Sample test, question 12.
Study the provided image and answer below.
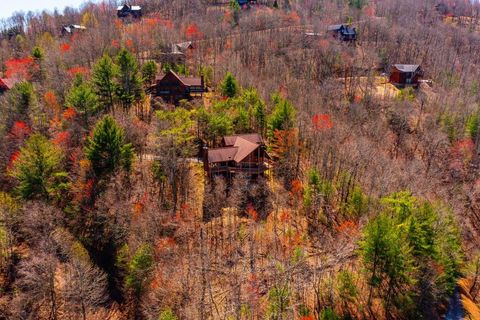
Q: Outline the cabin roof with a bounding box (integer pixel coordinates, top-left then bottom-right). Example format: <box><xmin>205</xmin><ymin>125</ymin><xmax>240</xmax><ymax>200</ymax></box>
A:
<box><xmin>327</xmin><ymin>24</ymin><xmax>344</xmax><ymax>31</ymax></box>
<box><xmin>223</xmin><ymin>133</ymin><xmax>263</xmax><ymax>146</ymax></box>
<box><xmin>393</xmin><ymin>64</ymin><xmax>421</xmax><ymax>73</ymax></box>
<box><xmin>0</xmin><ymin>78</ymin><xmax>19</xmax><ymax>90</ymax></box>
<box><xmin>157</xmin><ymin>70</ymin><xmax>202</xmax><ymax>87</ymax></box>
<box><xmin>117</xmin><ymin>5</ymin><xmax>141</xmax><ymax>11</ymax></box>
<box><xmin>63</xmin><ymin>24</ymin><xmax>86</xmax><ymax>33</ymax></box>
<box><xmin>208</xmin><ymin>134</ymin><xmax>264</xmax><ymax>164</ymax></box>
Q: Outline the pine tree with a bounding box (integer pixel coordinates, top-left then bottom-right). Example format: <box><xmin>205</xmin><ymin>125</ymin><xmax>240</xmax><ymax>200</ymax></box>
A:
<box><xmin>10</xmin><ymin>133</ymin><xmax>69</xmax><ymax>200</ymax></box>
<box><xmin>125</xmin><ymin>244</ymin><xmax>153</xmax><ymax>296</ymax></box>
<box><xmin>92</xmin><ymin>54</ymin><xmax>118</xmax><ymax>113</ymax></box>
<box><xmin>141</xmin><ymin>60</ymin><xmax>157</xmax><ymax>86</ymax></box>
<box><xmin>66</xmin><ymin>75</ymin><xmax>98</xmax><ymax>127</ymax></box>
<box><xmin>220</xmin><ymin>71</ymin><xmax>239</xmax><ymax>98</ymax></box>
<box><xmin>268</xmin><ymin>95</ymin><xmax>296</xmax><ymax>136</ymax></box>
<box><xmin>115</xmin><ymin>48</ymin><xmax>144</xmax><ymax>110</ymax></box>
<box><xmin>84</xmin><ymin>115</ymin><xmax>134</xmax><ymax>177</ymax></box>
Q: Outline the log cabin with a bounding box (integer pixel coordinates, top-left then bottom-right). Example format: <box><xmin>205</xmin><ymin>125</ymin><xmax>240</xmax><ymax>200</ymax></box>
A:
<box><xmin>151</xmin><ymin>70</ymin><xmax>205</xmax><ymax>103</ymax></box>
<box><xmin>117</xmin><ymin>4</ymin><xmax>142</xmax><ymax>19</ymax></box>
<box><xmin>203</xmin><ymin>133</ymin><xmax>270</xmax><ymax>179</ymax></box>
<box><xmin>389</xmin><ymin>64</ymin><xmax>423</xmax><ymax>87</ymax></box>
<box><xmin>327</xmin><ymin>24</ymin><xmax>357</xmax><ymax>41</ymax></box>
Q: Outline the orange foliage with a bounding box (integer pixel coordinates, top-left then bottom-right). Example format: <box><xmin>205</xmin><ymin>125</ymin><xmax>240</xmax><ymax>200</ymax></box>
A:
<box><xmin>301</xmin><ymin>316</ymin><xmax>314</xmax><ymax>320</ymax></box>
<box><xmin>335</xmin><ymin>220</ymin><xmax>358</xmax><ymax>235</ymax></box>
<box><xmin>67</xmin><ymin>66</ymin><xmax>89</xmax><ymax>78</ymax></box>
<box><xmin>44</xmin><ymin>91</ymin><xmax>60</xmax><ymax>110</ymax></box>
<box><xmin>280</xmin><ymin>210</ymin><xmax>290</xmax><ymax>223</ymax></box>
<box><xmin>8</xmin><ymin>150</ymin><xmax>21</xmax><ymax>170</ymax></box>
<box><xmin>63</xmin><ymin>107</ymin><xmax>77</xmax><ymax>121</ymax></box>
<box><xmin>60</xmin><ymin>43</ymin><xmax>71</xmax><ymax>53</ymax></box>
<box><xmin>111</xmin><ymin>39</ymin><xmax>120</xmax><ymax>48</ymax></box>
<box><xmin>10</xmin><ymin>121</ymin><xmax>31</xmax><ymax>138</ymax></box>
<box><xmin>246</xmin><ymin>203</ymin><xmax>259</xmax><ymax>221</ymax></box>
<box><xmin>312</xmin><ymin>114</ymin><xmax>333</xmax><ymax>130</ymax></box>
<box><xmin>5</xmin><ymin>57</ymin><xmax>36</xmax><ymax>80</ymax></box>
<box><xmin>52</xmin><ymin>131</ymin><xmax>70</xmax><ymax>146</ymax></box>
<box><xmin>185</xmin><ymin>23</ymin><xmax>202</xmax><ymax>40</ymax></box>
<box><xmin>126</xmin><ymin>39</ymin><xmax>134</xmax><ymax>48</ymax></box>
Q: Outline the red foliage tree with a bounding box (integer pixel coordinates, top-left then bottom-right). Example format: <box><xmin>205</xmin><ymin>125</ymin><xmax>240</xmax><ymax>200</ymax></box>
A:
<box><xmin>185</xmin><ymin>23</ymin><xmax>203</xmax><ymax>40</ymax></box>
<box><xmin>5</xmin><ymin>57</ymin><xmax>36</xmax><ymax>80</ymax></box>
<box><xmin>312</xmin><ymin>114</ymin><xmax>333</xmax><ymax>130</ymax></box>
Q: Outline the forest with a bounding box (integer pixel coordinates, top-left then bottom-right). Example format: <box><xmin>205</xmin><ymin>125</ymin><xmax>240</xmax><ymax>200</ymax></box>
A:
<box><xmin>0</xmin><ymin>0</ymin><xmax>480</xmax><ymax>319</ymax></box>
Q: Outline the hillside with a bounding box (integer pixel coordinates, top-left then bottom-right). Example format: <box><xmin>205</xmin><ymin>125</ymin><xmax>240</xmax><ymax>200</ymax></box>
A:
<box><xmin>0</xmin><ymin>0</ymin><xmax>480</xmax><ymax>319</ymax></box>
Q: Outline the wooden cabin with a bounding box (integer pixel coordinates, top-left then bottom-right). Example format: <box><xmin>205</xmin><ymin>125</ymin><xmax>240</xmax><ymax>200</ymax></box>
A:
<box><xmin>0</xmin><ymin>78</ymin><xmax>19</xmax><ymax>94</ymax></box>
<box><xmin>117</xmin><ymin>4</ymin><xmax>142</xmax><ymax>19</ymax></box>
<box><xmin>61</xmin><ymin>24</ymin><xmax>86</xmax><ymax>36</ymax></box>
<box><xmin>151</xmin><ymin>70</ymin><xmax>205</xmax><ymax>103</ymax></box>
<box><xmin>389</xmin><ymin>64</ymin><xmax>423</xmax><ymax>87</ymax></box>
<box><xmin>237</xmin><ymin>0</ymin><xmax>257</xmax><ymax>7</ymax></box>
<box><xmin>203</xmin><ymin>133</ymin><xmax>270</xmax><ymax>178</ymax></box>
<box><xmin>327</xmin><ymin>24</ymin><xmax>357</xmax><ymax>41</ymax></box>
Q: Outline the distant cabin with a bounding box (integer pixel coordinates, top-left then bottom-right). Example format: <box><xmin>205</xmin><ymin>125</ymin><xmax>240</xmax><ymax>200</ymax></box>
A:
<box><xmin>171</xmin><ymin>41</ymin><xmax>194</xmax><ymax>55</ymax></box>
<box><xmin>151</xmin><ymin>70</ymin><xmax>205</xmax><ymax>103</ymax></box>
<box><xmin>203</xmin><ymin>133</ymin><xmax>270</xmax><ymax>178</ymax></box>
<box><xmin>389</xmin><ymin>64</ymin><xmax>423</xmax><ymax>87</ymax></box>
<box><xmin>0</xmin><ymin>78</ymin><xmax>19</xmax><ymax>94</ymax></box>
<box><xmin>327</xmin><ymin>24</ymin><xmax>357</xmax><ymax>41</ymax></box>
<box><xmin>117</xmin><ymin>4</ymin><xmax>142</xmax><ymax>19</ymax></box>
<box><xmin>61</xmin><ymin>24</ymin><xmax>86</xmax><ymax>36</ymax></box>
<box><xmin>237</xmin><ymin>0</ymin><xmax>257</xmax><ymax>8</ymax></box>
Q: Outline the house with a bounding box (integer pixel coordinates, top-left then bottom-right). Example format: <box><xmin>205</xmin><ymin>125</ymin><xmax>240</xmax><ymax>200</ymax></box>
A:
<box><xmin>327</xmin><ymin>24</ymin><xmax>357</xmax><ymax>41</ymax></box>
<box><xmin>117</xmin><ymin>4</ymin><xmax>142</xmax><ymax>19</ymax></box>
<box><xmin>237</xmin><ymin>0</ymin><xmax>257</xmax><ymax>8</ymax></box>
<box><xmin>0</xmin><ymin>78</ymin><xmax>19</xmax><ymax>94</ymax></box>
<box><xmin>61</xmin><ymin>24</ymin><xmax>86</xmax><ymax>36</ymax></box>
<box><xmin>389</xmin><ymin>64</ymin><xmax>423</xmax><ymax>87</ymax></box>
<box><xmin>171</xmin><ymin>41</ymin><xmax>194</xmax><ymax>55</ymax></box>
<box><xmin>203</xmin><ymin>133</ymin><xmax>270</xmax><ymax>178</ymax></box>
<box><xmin>151</xmin><ymin>70</ymin><xmax>205</xmax><ymax>102</ymax></box>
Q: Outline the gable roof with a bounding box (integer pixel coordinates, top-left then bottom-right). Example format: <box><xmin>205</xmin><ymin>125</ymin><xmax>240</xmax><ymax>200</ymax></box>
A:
<box><xmin>0</xmin><ymin>78</ymin><xmax>19</xmax><ymax>90</ymax></box>
<box><xmin>208</xmin><ymin>134</ymin><xmax>265</xmax><ymax>164</ymax></box>
<box><xmin>393</xmin><ymin>64</ymin><xmax>421</xmax><ymax>73</ymax></box>
<box><xmin>158</xmin><ymin>70</ymin><xmax>202</xmax><ymax>87</ymax></box>
<box><xmin>208</xmin><ymin>147</ymin><xmax>238</xmax><ymax>163</ymax></box>
<box><xmin>223</xmin><ymin>133</ymin><xmax>263</xmax><ymax>146</ymax></box>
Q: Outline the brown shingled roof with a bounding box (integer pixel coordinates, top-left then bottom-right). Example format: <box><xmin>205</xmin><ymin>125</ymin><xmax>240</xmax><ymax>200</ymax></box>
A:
<box><xmin>223</xmin><ymin>133</ymin><xmax>263</xmax><ymax>146</ymax></box>
<box><xmin>156</xmin><ymin>70</ymin><xmax>202</xmax><ymax>87</ymax></box>
<box><xmin>208</xmin><ymin>147</ymin><xmax>238</xmax><ymax>163</ymax></box>
<box><xmin>208</xmin><ymin>134</ymin><xmax>264</xmax><ymax>164</ymax></box>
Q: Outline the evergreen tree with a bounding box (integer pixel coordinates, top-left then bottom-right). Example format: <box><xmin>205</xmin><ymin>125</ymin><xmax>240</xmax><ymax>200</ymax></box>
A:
<box><xmin>268</xmin><ymin>95</ymin><xmax>296</xmax><ymax>136</ymax></box>
<box><xmin>141</xmin><ymin>60</ymin><xmax>157</xmax><ymax>85</ymax></box>
<box><xmin>10</xmin><ymin>133</ymin><xmax>69</xmax><ymax>200</ymax></box>
<box><xmin>359</xmin><ymin>213</ymin><xmax>415</xmax><ymax>312</ymax></box>
<box><xmin>115</xmin><ymin>48</ymin><xmax>144</xmax><ymax>110</ymax></box>
<box><xmin>92</xmin><ymin>54</ymin><xmax>118</xmax><ymax>113</ymax></box>
<box><xmin>220</xmin><ymin>72</ymin><xmax>239</xmax><ymax>98</ymax></box>
<box><xmin>84</xmin><ymin>116</ymin><xmax>134</xmax><ymax>177</ymax></box>
<box><xmin>125</xmin><ymin>244</ymin><xmax>153</xmax><ymax>296</ymax></box>
<box><xmin>66</xmin><ymin>75</ymin><xmax>98</xmax><ymax>127</ymax></box>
